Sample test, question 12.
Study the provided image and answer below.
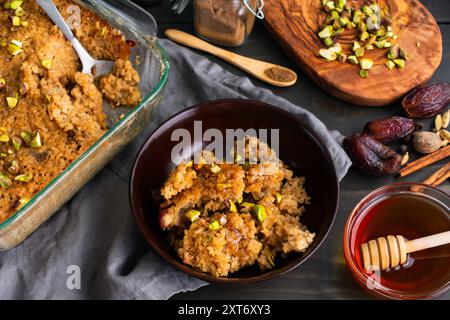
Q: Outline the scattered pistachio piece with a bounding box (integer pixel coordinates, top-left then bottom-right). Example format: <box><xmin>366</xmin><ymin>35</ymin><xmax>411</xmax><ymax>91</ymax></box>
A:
<box><xmin>385</xmin><ymin>60</ymin><xmax>395</xmax><ymax>70</ymax></box>
<box><xmin>354</xmin><ymin>47</ymin><xmax>364</xmax><ymax>57</ymax></box>
<box><xmin>20</xmin><ymin>131</ymin><xmax>32</xmax><ymax>145</ymax></box>
<box><xmin>347</xmin><ymin>55</ymin><xmax>358</xmax><ymax>64</ymax></box>
<box><xmin>41</xmin><ymin>59</ymin><xmax>52</xmax><ymax>70</ymax></box>
<box><xmin>15</xmin><ymin>6</ymin><xmax>25</xmax><ymax>17</ymax></box>
<box><xmin>7</xmin><ymin>40</ymin><xmax>23</xmax><ymax>56</ymax></box>
<box><xmin>319</xmin><ymin>48</ymin><xmax>337</xmax><ymax>61</ymax></box>
<box><xmin>253</xmin><ymin>204</ymin><xmax>266</xmax><ymax>223</ymax></box>
<box><xmin>237</xmin><ymin>197</ymin><xmax>243</xmax><ymax>205</ymax></box>
<box><xmin>17</xmin><ymin>197</ymin><xmax>30</xmax><ymax>209</ymax></box>
<box><xmin>0</xmin><ymin>78</ymin><xmax>5</xmax><ymax>89</ymax></box>
<box><xmin>399</xmin><ymin>47</ymin><xmax>408</xmax><ymax>60</ymax></box>
<box><xmin>374</xmin><ymin>40</ymin><xmax>386</xmax><ymax>49</ymax></box>
<box><xmin>14</xmin><ymin>172</ymin><xmax>33</xmax><ymax>182</ymax></box>
<box><xmin>360</xmin><ymin>31</ymin><xmax>369</xmax><ymax>41</ymax></box>
<box><xmin>12</xmin><ymin>136</ymin><xmax>21</xmax><ymax>151</ymax></box>
<box><xmin>11</xmin><ymin>16</ymin><xmax>20</xmax><ymax>27</ymax></box>
<box><xmin>9</xmin><ymin>0</ymin><xmax>23</xmax><ymax>10</ymax></box>
<box><xmin>0</xmin><ymin>134</ymin><xmax>10</xmax><ymax>143</ymax></box>
<box><xmin>210</xmin><ymin>163</ymin><xmax>221</xmax><ymax>174</ymax></box>
<box><xmin>30</xmin><ymin>131</ymin><xmax>42</xmax><ymax>148</ymax></box>
<box><xmin>359</xmin><ymin>58</ymin><xmax>374</xmax><ymax>70</ymax></box>
<box><xmin>318</xmin><ymin>25</ymin><xmax>334</xmax><ymax>39</ymax></box>
<box><xmin>359</xmin><ymin>69</ymin><xmax>368</xmax><ymax>78</ymax></box>
<box><xmin>8</xmin><ymin>160</ymin><xmax>19</xmax><ymax>174</ymax></box>
<box><xmin>240</xmin><ymin>202</ymin><xmax>255</xmax><ymax>212</ymax></box>
<box><xmin>387</xmin><ymin>45</ymin><xmax>399</xmax><ymax>59</ymax></box>
<box><xmin>208</xmin><ymin>220</ymin><xmax>220</xmax><ymax>231</ymax></box>
<box><xmin>20</xmin><ymin>20</ymin><xmax>28</xmax><ymax>27</ymax></box>
<box><xmin>185</xmin><ymin>209</ymin><xmax>200</xmax><ymax>222</ymax></box>
<box><xmin>6</xmin><ymin>96</ymin><xmax>18</xmax><ymax>108</ymax></box>
<box><xmin>228</xmin><ymin>199</ymin><xmax>237</xmax><ymax>213</ymax></box>
<box><xmin>276</xmin><ymin>192</ymin><xmax>282</xmax><ymax>204</ymax></box>
<box><xmin>393</xmin><ymin>58</ymin><xmax>405</xmax><ymax>69</ymax></box>
<box><xmin>0</xmin><ymin>173</ymin><xmax>11</xmax><ymax>188</ymax></box>
<box><xmin>323</xmin><ymin>37</ymin><xmax>333</xmax><ymax>47</ymax></box>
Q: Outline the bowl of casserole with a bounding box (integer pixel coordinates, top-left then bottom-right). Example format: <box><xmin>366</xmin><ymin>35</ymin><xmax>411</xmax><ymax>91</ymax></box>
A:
<box><xmin>0</xmin><ymin>0</ymin><xmax>169</xmax><ymax>250</ymax></box>
<box><xmin>129</xmin><ymin>99</ymin><xmax>340</xmax><ymax>283</ymax></box>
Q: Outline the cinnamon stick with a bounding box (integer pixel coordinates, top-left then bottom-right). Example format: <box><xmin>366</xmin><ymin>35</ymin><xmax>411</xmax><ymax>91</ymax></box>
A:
<box><xmin>422</xmin><ymin>162</ymin><xmax>450</xmax><ymax>186</ymax></box>
<box><xmin>399</xmin><ymin>145</ymin><xmax>450</xmax><ymax>177</ymax></box>
<box><xmin>432</xmin><ymin>169</ymin><xmax>450</xmax><ymax>187</ymax></box>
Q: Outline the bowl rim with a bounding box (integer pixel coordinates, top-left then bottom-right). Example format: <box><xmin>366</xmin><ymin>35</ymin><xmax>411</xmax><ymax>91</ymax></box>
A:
<box><xmin>129</xmin><ymin>98</ymin><xmax>340</xmax><ymax>284</ymax></box>
<box><xmin>342</xmin><ymin>182</ymin><xmax>450</xmax><ymax>300</ymax></box>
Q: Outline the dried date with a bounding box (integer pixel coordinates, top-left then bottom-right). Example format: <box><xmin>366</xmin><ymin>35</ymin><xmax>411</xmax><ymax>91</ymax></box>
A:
<box><xmin>343</xmin><ymin>134</ymin><xmax>402</xmax><ymax>176</ymax></box>
<box><xmin>402</xmin><ymin>83</ymin><xmax>450</xmax><ymax>119</ymax></box>
<box><xmin>364</xmin><ymin>116</ymin><xmax>421</xmax><ymax>144</ymax></box>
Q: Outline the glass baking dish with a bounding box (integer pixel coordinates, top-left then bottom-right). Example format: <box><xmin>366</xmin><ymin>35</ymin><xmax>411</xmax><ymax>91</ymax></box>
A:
<box><xmin>0</xmin><ymin>0</ymin><xmax>170</xmax><ymax>250</ymax></box>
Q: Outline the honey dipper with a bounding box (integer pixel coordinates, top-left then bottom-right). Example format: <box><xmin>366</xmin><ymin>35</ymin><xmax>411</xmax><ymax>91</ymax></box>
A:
<box><xmin>360</xmin><ymin>231</ymin><xmax>450</xmax><ymax>272</ymax></box>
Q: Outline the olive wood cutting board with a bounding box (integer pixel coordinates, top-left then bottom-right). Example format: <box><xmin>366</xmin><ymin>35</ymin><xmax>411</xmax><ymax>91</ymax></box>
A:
<box><xmin>263</xmin><ymin>0</ymin><xmax>442</xmax><ymax>106</ymax></box>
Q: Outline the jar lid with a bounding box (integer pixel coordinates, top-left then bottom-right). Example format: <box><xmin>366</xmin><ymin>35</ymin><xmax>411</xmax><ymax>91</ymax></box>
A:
<box><xmin>243</xmin><ymin>0</ymin><xmax>265</xmax><ymax>19</ymax></box>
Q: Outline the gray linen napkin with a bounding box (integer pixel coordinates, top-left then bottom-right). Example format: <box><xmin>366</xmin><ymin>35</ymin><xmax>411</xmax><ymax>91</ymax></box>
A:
<box><xmin>0</xmin><ymin>39</ymin><xmax>351</xmax><ymax>300</ymax></box>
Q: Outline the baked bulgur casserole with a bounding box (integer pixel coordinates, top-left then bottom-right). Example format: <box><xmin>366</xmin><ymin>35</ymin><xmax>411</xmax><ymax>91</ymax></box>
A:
<box><xmin>0</xmin><ymin>0</ymin><xmax>141</xmax><ymax>223</ymax></box>
<box><xmin>159</xmin><ymin>137</ymin><xmax>315</xmax><ymax>277</ymax></box>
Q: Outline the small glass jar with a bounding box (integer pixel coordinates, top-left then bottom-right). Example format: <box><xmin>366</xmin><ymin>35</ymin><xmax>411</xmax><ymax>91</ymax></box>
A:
<box><xmin>194</xmin><ymin>0</ymin><xmax>262</xmax><ymax>47</ymax></box>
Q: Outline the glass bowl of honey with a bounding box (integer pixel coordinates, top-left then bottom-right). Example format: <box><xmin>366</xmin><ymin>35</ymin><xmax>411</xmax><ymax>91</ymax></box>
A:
<box><xmin>343</xmin><ymin>182</ymin><xmax>450</xmax><ymax>300</ymax></box>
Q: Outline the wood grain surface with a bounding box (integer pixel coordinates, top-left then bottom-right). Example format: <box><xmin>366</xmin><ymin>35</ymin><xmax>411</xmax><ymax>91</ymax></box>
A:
<box><xmin>263</xmin><ymin>0</ymin><xmax>443</xmax><ymax>106</ymax></box>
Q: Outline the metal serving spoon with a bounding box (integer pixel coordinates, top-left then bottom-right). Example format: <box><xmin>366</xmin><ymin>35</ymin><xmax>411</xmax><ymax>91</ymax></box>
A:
<box><xmin>36</xmin><ymin>0</ymin><xmax>114</xmax><ymax>76</ymax></box>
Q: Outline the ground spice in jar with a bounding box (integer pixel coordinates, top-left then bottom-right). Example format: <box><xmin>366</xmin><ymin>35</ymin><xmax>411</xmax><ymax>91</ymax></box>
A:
<box><xmin>194</xmin><ymin>0</ymin><xmax>257</xmax><ymax>47</ymax></box>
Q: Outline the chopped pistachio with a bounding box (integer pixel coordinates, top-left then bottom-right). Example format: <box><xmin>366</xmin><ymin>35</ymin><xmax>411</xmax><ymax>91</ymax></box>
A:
<box><xmin>359</xmin><ymin>58</ymin><xmax>374</xmax><ymax>70</ymax></box>
<box><xmin>14</xmin><ymin>172</ymin><xmax>33</xmax><ymax>182</ymax></box>
<box><xmin>337</xmin><ymin>0</ymin><xmax>346</xmax><ymax>9</ymax></box>
<box><xmin>323</xmin><ymin>37</ymin><xmax>333</xmax><ymax>47</ymax></box>
<box><xmin>228</xmin><ymin>199</ymin><xmax>237</xmax><ymax>213</ymax></box>
<box><xmin>17</xmin><ymin>197</ymin><xmax>29</xmax><ymax>209</ymax></box>
<box><xmin>0</xmin><ymin>153</ymin><xmax>7</xmax><ymax>158</ymax></box>
<box><xmin>360</xmin><ymin>31</ymin><xmax>369</xmax><ymax>41</ymax></box>
<box><xmin>3</xmin><ymin>2</ymin><xmax>11</xmax><ymax>9</ymax></box>
<box><xmin>12</xmin><ymin>136</ymin><xmax>21</xmax><ymax>151</ymax></box>
<box><xmin>384</xmin><ymin>41</ymin><xmax>392</xmax><ymax>48</ymax></box>
<box><xmin>208</xmin><ymin>220</ymin><xmax>220</xmax><ymax>231</ymax></box>
<box><xmin>393</xmin><ymin>58</ymin><xmax>405</xmax><ymax>69</ymax></box>
<box><xmin>362</xmin><ymin>5</ymin><xmax>373</xmax><ymax>16</ymax></box>
<box><xmin>319</xmin><ymin>48</ymin><xmax>337</xmax><ymax>61</ymax></box>
<box><xmin>276</xmin><ymin>192</ymin><xmax>282</xmax><ymax>204</ymax></box>
<box><xmin>11</xmin><ymin>16</ymin><xmax>20</xmax><ymax>27</ymax></box>
<box><xmin>374</xmin><ymin>40</ymin><xmax>386</xmax><ymax>49</ymax></box>
<box><xmin>359</xmin><ymin>69</ymin><xmax>369</xmax><ymax>78</ymax></box>
<box><xmin>325</xmin><ymin>1</ymin><xmax>335</xmax><ymax>12</ymax></box>
<box><xmin>387</xmin><ymin>45</ymin><xmax>400</xmax><ymax>59</ymax></box>
<box><xmin>15</xmin><ymin>6</ymin><xmax>25</xmax><ymax>16</ymax></box>
<box><xmin>318</xmin><ymin>25</ymin><xmax>334</xmax><ymax>39</ymax></box>
<box><xmin>339</xmin><ymin>17</ymin><xmax>349</xmax><ymax>27</ymax></box>
<box><xmin>210</xmin><ymin>164</ymin><xmax>221</xmax><ymax>174</ymax></box>
<box><xmin>41</xmin><ymin>59</ymin><xmax>52</xmax><ymax>70</ymax></box>
<box><xmin>332</xmin><ymin>20</ymin><xmax>341</xmax><ymax>30</ymax></box>
<box><xmin>0</xmin><ymin>134</ymin><xmax>9</xmax><ymax>143</ymax></box>
<box><xmin>385</xmin><ymin>60</ymin><xmax>396</xmax><ymax>70</ymax></box>
<box><xmin>331</xmin><ymin>10</ymin><xmax>340</xmax><ymax>21</ymax></box>
<box><xmin>240</xmin><ymin>202</ymin><xmax>255</xmax><ymax>212</ymax></box>
<box><xmin>354</xmin><ymin>47</ymin><xmax>364</xmax><ymax>57</ymax></box>
<box><xmin>399</xmin><ymin>47</ymin><xmax>408</xmax><ymax>60</ymax></box>
<box><xmin>6</xmin><ymin>96</ymin><xmax>18</xmax><ymax>108</ymax></box>
<box><xmin>185</xmin><ymin>209</ymin><xmax>200</xmax><ymax>222</ymax></box>
<box><xmin>365</xmin><ymin>44</ymin><xmax>374</xmax><ymax>50</ymax></box>
<box><xmin>329</xmin><ymin>43</ymin><xmax>342</xmax><ymax>54</ymax></box>
<box><xmin>30</xmin><ymin>131</ymin><xmax>42</xmax><ymax>148</ymax></box>
<box><xmin>20</xmin><ymin>131</ymin><xmax>32</xmax><ymax>145</ymax></box>
<box><xmin>237</xmin><ymin>197</ymin><xmax>243</xmax><ymax>205</ymax></box>
<box><xmin>352</xmin><ymin>41</ymin><xmax>361</xmax><ymax>50</ymax></box>
<box><xmin>347</xmin><ymin>55</ymin><xmax>358</xmax><ymax>64</ymax></box>
<box><xmin>9</xmin><ymin>0</ymin><xmax>23</xmax><ymax>10</ymax></box>
<box><xmin>7</xmin><ymin>40</ymin><xmax>23</xmax><ymax>55</ymax></box>
<box><xmin>352</xmin><ymin>10</ymin><xmax>362</xmax><ymax>24</ymax></box>
<box><xmin>0</xmin><ymin>173</ymin><xmax>11</xmax><ymax>188</ymax></box>
<box><xmin>376</xmin><ymin>29</ymin><xmax>386</xmax><ymax>37</ymax></box>
<box><xmin>8</xmin><ymin>160</ymin><xmax>19</xmax><ymax>174</ymax></box>
<box><xmin>254</xmin><ymin>205</ymin><xmax>266</xmax><ymax>223</ymax></box>
<box><xmin>0</xmin><ymin>78</ymin><xmax>5</xmax><ymax>89</ymax></box>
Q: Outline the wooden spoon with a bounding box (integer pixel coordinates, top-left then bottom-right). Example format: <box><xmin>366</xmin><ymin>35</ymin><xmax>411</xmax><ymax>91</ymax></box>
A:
<box><xmin>360</xmin><ymin>231</ymin><xmax>450</xmax><ymax>272</ymax></box>
<box><xmin>164</xmin><ymin>29</ymin><xmax>297</xmax><ymax>87</ymax></box>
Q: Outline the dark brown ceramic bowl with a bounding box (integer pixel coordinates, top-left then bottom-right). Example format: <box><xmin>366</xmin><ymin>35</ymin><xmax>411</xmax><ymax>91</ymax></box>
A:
<box><xmin>129</xmin><ymin>99</ymin><xmax>339</xmax><ymax>283</ymax></box>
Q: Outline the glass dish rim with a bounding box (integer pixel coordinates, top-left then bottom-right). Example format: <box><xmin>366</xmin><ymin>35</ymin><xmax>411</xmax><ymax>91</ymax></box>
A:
<box><xmin>0</xmin><ymin>37</ymin><xmax>170</xmax><ymax>230</ymax></box>
<box><xmin>343</xmin><ymin>182</ymin><xmax>450</xmax><ymax>300</ymax></box>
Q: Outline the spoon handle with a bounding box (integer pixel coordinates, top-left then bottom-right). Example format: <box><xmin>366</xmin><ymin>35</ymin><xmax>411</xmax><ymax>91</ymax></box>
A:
<box><xmin>36</xmin><ymin>0</ymin><xmax>75</xmax><ymax>41</ymax></box>
<box><xmin>165</xmin><ymin>29</ymin><xmax>297</xmax><ymax>87</ymax></box>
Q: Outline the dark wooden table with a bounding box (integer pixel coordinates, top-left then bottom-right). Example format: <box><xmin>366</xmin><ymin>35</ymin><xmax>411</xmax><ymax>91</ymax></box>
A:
<box><xmin>141</xmin><ymin>0</ymin><xmax>450</xmax><ymax>300</ymax></box>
